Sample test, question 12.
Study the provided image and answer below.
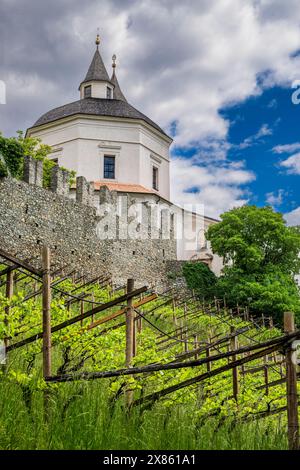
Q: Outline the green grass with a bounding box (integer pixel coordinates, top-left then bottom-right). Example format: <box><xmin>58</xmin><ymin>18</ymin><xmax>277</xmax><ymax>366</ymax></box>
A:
<box><xmin>0</xmin><ymin>269</ymin><xmax>292</xmax><ymax>450</ymax></box>
<box><xmin>0</xmin><ymin>377</ymin><xmax>288</xmax><ymax>450</ymax></box>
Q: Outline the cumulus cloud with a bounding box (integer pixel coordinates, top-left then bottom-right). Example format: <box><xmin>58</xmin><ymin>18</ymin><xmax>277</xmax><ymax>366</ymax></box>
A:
<box><xmin>266</xmin><ymin>189</ymin><xmax>287</xmax><ymax>207</ymax></box>
<box><xmin>1</xmin><ymin>0</ymin><xmax>300</xmax><ymax>216</ymax></box>
<box><xmin>284</xmin><ymin>207</ymin><xmax>300</xmax><ymax>226</ymax></box>
<box><xmin>280</xmin><ymin>153</ymin><xmax>300</xmax><ymax>175</ymax></box>
<box><xmin>272</xmin><ymin>143</ymin><xmax>300</xmax><ymax>154</ymax></box>
<box><xmin>2</xmin><ymin>0</ymin><xmax>300</xmax><ymax>142</ymax></box>
<box><xmin>170</xmin><ymin>157</ymin><xmax>255</xmax><ymax>218</ymax></box>
<box><xmin>239</xmin><ymin>123</ymin><xmax>273</xmax><ymax>149</ymax></box>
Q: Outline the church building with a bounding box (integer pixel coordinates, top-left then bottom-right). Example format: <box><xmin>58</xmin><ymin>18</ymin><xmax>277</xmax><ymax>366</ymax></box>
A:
<box><xmin>26</xmin><ymin>34</ymin><xmax>222</xmax><ymax>275</ymax></box>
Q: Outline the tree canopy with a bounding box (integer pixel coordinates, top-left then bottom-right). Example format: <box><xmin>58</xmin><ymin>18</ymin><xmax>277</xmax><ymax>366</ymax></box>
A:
<box><xmin>206</xmin><ymin>205</ymin><xmax>300</xmax><ymax>325</ymax></box>
<box><xmin>0</xmin><ymin>131</ymin><xmax>75</xmax><ymax>187</ymax></box>
<box><xmin>182</xmin><ymin>261</ymin><xmax>217</xmax><ymax>299</ymax></box>
<box><xmin>207</xmin><ymin>205</ymin><xmax>300</xmax><ymax>276</ymax></box>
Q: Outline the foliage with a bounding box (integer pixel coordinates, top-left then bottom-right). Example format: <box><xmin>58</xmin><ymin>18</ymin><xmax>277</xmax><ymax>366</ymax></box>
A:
<box><xmin>206</xmin><ymin>205</ymin><xmax>300</xmax><ymax>276</ymax></box>
<box><xmin>0</xmin><ymin>154</ymin><xmax>9</xmax><ymax>177</ymax></box>
<box><xmin>215</xmin><ymin>267</ymin><xmax>300</xmax><ymax>325</ymax></box>
<box><xmin>206</xmin><ymin>205</ymin><xmax>300</xmax><ymax>323</ymax></box>
<box><xmin>0</xmin><ymin>131</ymin><xmax>76</xmax><ymax>187</ymax></box>
<box><xmin>0</xmin><ymin>133</ymin><xmax>23</xmax><ymax>177</ymax></box>
<box><xmin>182</xmin><ymin>261</ymin><xmax>217</xmax><ymax>298</ymax></box>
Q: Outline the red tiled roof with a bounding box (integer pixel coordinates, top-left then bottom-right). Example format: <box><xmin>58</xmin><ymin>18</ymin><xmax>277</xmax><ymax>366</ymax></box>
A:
<box><xmin>93</xmin><ymin>181</ymin><xmax>157</xmax><ymax>194</ymax></box>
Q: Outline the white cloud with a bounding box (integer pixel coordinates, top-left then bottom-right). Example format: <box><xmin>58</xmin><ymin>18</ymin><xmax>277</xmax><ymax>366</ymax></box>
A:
<box><xmin>284</xmin><ymin>207</ymin><xmax>300</xmax><ymax>226</ymax></box>
<box><xmin>267</xmin><ymin>98</ymin><xmax>278</xmax><ymax>109</ymax></box>
<box><xmin>239</xmin><ymin>123</ymin><xmax>273</xmax><ymax>149</ymax></box>
<box><xmin>266</xmin><ymin>189</ymin><xmax>286</xmax><ymax>207</ymax></box>
<box><xmin>5</xmin><ymin>0</ymin><xmax>300</xmax><ymax>147</ymax></box>
<box><xmin>3</xmin><ymin>0</ymin><xmax>300</xmax><ymax>216</ymax></box>
<box><xmin>170</xmin><ymin>157</ymin><xmax>255</xmax><ymax>218</ymax></box>
<box><xmin>272</xmin><ymin>143</ymin><xmax>300</xmax><ymax>154</ymax></box>
<box><xmin>280</xmin><ymin>153</ymin><xmax>300</xmax><ymax>175</ymax></box>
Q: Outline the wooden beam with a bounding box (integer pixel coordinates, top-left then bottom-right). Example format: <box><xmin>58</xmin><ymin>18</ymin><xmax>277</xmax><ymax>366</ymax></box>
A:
<box><xmin>87</xmin><ymin>294</ymin><xmax>157</xmax><ymax>332</ymax></box>
<box><xmin>125</xmin><ymin>279</ymin><xmax>135</xmax><ymax>407</ymax></box>
<box><xmin>284</xmin><ymin>312</ymin><xmax>299</xmax><ymax>451</ymax></box>
<box><xmin>42</xmin><ymin>246</ymin><xmax>52</xmax><ymax>378</ymax></box>
<box><xmin>230</xmin><ymin>326</ymin><xmax>239</xmax><ymax>401</ymax></box>
<box><xmin>0</xmin><ymin>265</ymin><xmax>18</xmax><ymax>277</ymax></box>
<box><xmin>133</xmin><ymin>344</ymin><xmax>281</xmax><ymax>407</ymax></box>
<box><xmin>0</xmin><ymin>248</ymin><xmax>43</xmax><ymax>277</ymax></box>
<box><xmin>46</xmin><ymin>343</ymin><xmax>280</xmax><ymax>387</ymax></box>
<box><xmin>7</xmin><ymin>285</ymin><xmax>148</xmax><ymax>352</ymax></box>
<box><xmin>4</xmin><ymin>269</ymin><xmax>14</xmax><ymax>351</ymax></box>
<box><xmin>126</xmin><ymin>279</ymin><xmax>135</xmax><ymax>367</ymax></box>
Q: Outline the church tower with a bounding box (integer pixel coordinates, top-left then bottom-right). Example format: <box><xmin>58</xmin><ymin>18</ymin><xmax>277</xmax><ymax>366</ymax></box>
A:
<box><xmin>26</xmin><ymin>34</ymin><xmax>172</xmax><ymax>201</ymax></box>
<box><xmin>79</xmin><ymin>34</ymin><xmax>115</xmax><ymax>100</ymax></box>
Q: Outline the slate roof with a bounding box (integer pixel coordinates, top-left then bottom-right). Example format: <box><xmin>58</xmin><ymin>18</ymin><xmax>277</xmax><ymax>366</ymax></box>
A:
<box><xmin>111</xmin><ymin>70</ymin><xmax>127</xmax><ymax>102</ymax></box>
<box><xmin>80</xmin><ymin>49</ymin><xmax>112</xmax><ymax>86</ymax></box>
<box><xmin>31</xmin><ymin>98</ymin><xmax>170</xmax><ymax>138</ymax></box>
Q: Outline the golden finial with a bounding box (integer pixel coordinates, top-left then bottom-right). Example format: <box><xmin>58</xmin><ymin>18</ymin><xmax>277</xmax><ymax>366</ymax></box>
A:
<box><xmin>95</xmin><ymin>29</ymin><xmax>100</xmax><ymax>49</ymax></box>
<box><xmin>112</xmin><ymin>54</ymin><xmax>117</xmax><ymax>69</ymax></box>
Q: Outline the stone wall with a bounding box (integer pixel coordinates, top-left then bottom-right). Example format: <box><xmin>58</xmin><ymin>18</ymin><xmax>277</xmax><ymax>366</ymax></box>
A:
<box><xmin>0</xmin><ymin>157</ymin><xmax>176</xmax><ymax>288</ymax></box>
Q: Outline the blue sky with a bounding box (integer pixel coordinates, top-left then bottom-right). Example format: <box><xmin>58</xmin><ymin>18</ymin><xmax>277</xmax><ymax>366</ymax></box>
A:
<box><xmin>221</xmin><ymin>85</ymin><xmax>300</xmax><ymax>215</ymax></box>
<box><xmin>170</xmin><ymin>83</ymin><xmax>300</xmax><ymax>223</ymax></box>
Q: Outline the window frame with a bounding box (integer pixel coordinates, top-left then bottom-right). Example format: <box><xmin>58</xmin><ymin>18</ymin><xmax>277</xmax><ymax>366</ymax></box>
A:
<box><xmin>103</xmin><ymin>155</ymin><xmax>116</xmax><ymax>180</ymax></box>
<box><xmin>106</xmin><ymin>87</ymin><xmax>112</xmax><ymax>99</ymax></box>
<box><xmin>152</xmin><ymin>165</ymin><xmax>159</xmax><ymax>191</ymax></box>
<box><xmin>84</xmin><ymin>85</ymin><xmax>92</xmax><ymax>98</ymax></box>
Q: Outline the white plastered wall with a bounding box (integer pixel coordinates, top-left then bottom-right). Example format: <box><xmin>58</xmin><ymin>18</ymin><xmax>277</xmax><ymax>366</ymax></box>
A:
<box><xmin>27</xmin><ymin>116</ymin><xmax>171</xmax><ymax>200</ymax></box>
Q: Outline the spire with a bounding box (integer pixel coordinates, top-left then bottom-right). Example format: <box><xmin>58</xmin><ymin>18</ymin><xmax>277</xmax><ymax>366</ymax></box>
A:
<box><xmin>95</xmin><ymin>32</ymin><xmax>100</xmax><ymax>49</ymax></box>
<box><xmin>110</xmin><ymin>54</ymin><xmax>127</xmax><ymax>102</ymax></box>
<box><xmin>80</xmin><ymin>33</ymin><xmax>112</xmax><ymax>87</ymax></box>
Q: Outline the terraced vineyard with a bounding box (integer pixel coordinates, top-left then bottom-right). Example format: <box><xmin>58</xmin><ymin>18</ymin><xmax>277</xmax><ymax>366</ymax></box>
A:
<box><xmin>0</xmin><ymin>247</ymin><xmax>299</xmax><ymax>450</ymax></box>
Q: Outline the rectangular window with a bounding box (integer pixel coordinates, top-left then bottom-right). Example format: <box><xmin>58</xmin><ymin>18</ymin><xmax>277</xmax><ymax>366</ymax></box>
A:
<box><xmin>152</xmin><ymin>166</ymin><xmax>159</xmax><ymax>190</ymax></box>
<box><xmin>84</xmin><ymin>85</ymin><xmax>92</xmax><ymax>98</ymax></box>
<box><xmin>106</xmin><ymin>87</ymin><xmax>112</xmax><ymax>99</ymax></box>
<box><xmin>104</xmin><ymin>155</ymin><xmax>115</xmax><ymax>179</ymax></box>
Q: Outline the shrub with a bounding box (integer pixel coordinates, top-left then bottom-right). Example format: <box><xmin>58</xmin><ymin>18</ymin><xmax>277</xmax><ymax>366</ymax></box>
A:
<box><xmin>182</xmin><ymin>262</ymin><xmax>217</xmax><ymax>299</ymax></box>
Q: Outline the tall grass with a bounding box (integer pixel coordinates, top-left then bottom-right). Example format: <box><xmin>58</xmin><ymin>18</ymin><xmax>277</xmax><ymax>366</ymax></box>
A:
<box><xmin>0</xmin><ymin>376</ymin><xmax>287</xmax><ymax>450</ymax></box>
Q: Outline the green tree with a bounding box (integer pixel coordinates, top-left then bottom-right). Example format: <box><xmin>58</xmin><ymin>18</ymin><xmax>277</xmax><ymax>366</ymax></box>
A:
<box><xmin>206</xmin><ymin>205</ymin><xmax>300</xmax><ymax>324</ymax></box>
<box><xmin>182</xmin><ymin>261</ymin><xmax>217</xmax><ymax>299</ymax></box>
<box><xmin>0</xmin><ymin>133</ymin><xmax>24</xmax><ymax>177</ymax></box>
<box><xmin>0</xmin><ymin>131</ymin><xmax>75</xmax><ymax>187</ymax></box>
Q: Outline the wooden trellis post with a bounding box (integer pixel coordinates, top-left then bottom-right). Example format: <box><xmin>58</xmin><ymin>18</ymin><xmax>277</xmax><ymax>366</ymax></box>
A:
<box><xmin>80</xmin><ymin>300</ymin><xmax>84</xmax><ymax>327</ymax></box>
<box><xmin>284</xmin><ymin>312</ymin><xmax>299</xmax><ymax>451</ymax></box>
<box><xmin>230</xmin><ymin>326</ymin><xmax>239</xmax><ymax>401</ymax></box>
<box><xmin>137</xmin><ymin>315</ymin><xmax>143</xmax><ymax>334</ymax></box>
<box><xmin>194</xmin><ymin>335</ymin><xmax>199</xmax><ymax>360</ymax></box>
<box><xmin>4</xmin><ymin>269</ymin><xmax>14</xmax><ymax>350</ymax></box>
<box><xmin>126</xmin><ymin>279</ymin><xmax>135</xmax><ymax>366</ymax></box>
<box><xmin>42</xmin><ymin>246</ymin><xmax>52</xmax><ymax>379</ymax></box>
<box><xmin>125</xmin><ymin>279</ymin><xmax>135</xmax><ymax>407</ymax></box>
<box><xmin>172</xmin><ymin>298</ymin><xmax>177</xmax><ymax>326</ymax></box>
<box><xmin>42</xmin><ymin>246</ymin><xmax>52</xmax><ymax>421</ymax></box>
<box><xmin>206</xmin><ymin>336</ymin><xmax>211</xmax><ymax>373</ymax></box>
<box><xmin>264</xmin><ymin>355</ymin><xmax>269</xmax><ymax>396</ymax></box>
